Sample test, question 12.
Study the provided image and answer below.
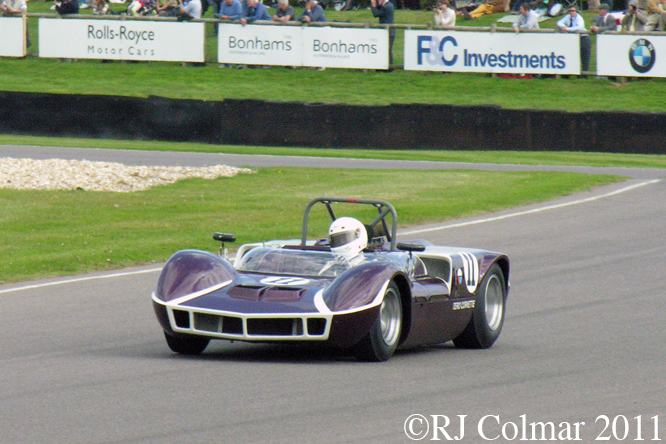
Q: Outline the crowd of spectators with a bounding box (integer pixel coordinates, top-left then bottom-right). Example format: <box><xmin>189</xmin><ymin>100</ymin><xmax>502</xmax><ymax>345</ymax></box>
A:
<box><xmin>8</xmin><ymin>0</ymin><xmax>666</xmax><ymax>33</ymax></box>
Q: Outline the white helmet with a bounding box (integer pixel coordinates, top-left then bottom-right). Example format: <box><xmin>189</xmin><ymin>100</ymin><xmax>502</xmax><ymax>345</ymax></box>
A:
<box><xmin>328</xmin><ymin>217</ymin><xmax>367</xmax><ymax>259</ymax></box>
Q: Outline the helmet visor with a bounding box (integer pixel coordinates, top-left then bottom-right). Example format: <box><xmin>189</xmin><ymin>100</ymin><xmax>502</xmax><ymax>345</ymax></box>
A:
<box><xmin>329</xmin><ymin>230</ymin><xmax>359</xmax><ymax>248</ymax></box>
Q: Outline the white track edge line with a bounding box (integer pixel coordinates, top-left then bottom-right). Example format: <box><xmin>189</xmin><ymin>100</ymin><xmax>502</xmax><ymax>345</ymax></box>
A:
<box><xmin>400</xmin><ymin>179</ymin><xmax>661</xmax><ymax>236</ymax></box>
<box><xmin>0</xmin><ymin>267</ymin><xmax>162</xmax><ymax>295</ymax></box>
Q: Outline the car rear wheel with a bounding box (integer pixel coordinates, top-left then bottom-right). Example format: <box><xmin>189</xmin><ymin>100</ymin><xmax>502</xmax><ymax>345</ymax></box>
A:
<box><xmin>453</xmin><ymin>263</ymin><xmax>506</xmax><ymax>349</ymax></box>
<box><xmin>354</xmin><ymin>282</ymin><xmax>402</xmax><ymax>362</ymax></box>
<box><xmin>164</xmin><ymin>332</ymin><xmax>210</xmax><ymax>355</ymax></box>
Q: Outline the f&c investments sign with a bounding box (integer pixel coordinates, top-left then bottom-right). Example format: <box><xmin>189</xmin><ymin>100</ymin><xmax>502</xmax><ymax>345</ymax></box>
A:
<box><xmin>404</xmin><ymin>30</ymin><xmax>580</xmax><ymax>75</ymax></box>
<box><xmin>39</xmin><ymin>19</ymin><xmax>205</xmax><ymax>62</ymax></box>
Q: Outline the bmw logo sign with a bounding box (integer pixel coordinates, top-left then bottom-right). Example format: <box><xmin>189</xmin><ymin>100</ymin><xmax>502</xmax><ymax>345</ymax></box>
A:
<box><xmin>629</xmin><ymin>39</ymin><xmax>655</xmax><ymax>74</ymax></box>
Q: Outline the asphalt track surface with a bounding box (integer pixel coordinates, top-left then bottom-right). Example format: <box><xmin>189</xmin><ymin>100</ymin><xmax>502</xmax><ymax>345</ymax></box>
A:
<box><xmin>1</xmin><ymin>146</ymin><xmax>665</xmax><ymax>444</ymax></box>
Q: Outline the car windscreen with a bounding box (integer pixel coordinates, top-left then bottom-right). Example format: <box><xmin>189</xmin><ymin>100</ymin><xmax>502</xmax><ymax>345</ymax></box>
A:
<box><xmin>236</xmin><ymin>247</ymin><xmax>354</xmax><ymax>278</ymax></box>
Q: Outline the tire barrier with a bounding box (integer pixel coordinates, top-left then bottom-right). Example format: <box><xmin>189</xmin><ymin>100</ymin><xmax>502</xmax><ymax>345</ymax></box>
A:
<box><xmin>1</xmin><ymin>91</ymin><xmax>664</xmax><ymax>154</ymax></box>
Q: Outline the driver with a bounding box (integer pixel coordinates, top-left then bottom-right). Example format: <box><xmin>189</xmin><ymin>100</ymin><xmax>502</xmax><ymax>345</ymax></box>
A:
<box><xmin>328</xmin><ymin>217</ymin><xmax>367</xmax><ymax>260</ymax></box>
<box><xmin>319</xmin><ymin>217</ymin><xmax>368</xmax><ymax>275</ymax></box>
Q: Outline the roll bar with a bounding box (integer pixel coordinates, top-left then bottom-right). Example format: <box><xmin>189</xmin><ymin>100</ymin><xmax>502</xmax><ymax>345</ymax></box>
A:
<box><xmin>300</xmin><ymin>197</ymin><xmax>398</xmax><ymax>251</ymax></box>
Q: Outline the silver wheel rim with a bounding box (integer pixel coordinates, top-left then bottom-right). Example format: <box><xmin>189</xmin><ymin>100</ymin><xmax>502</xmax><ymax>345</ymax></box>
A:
<box><xmin>484</xmin><ymin>275</ymin><xmax>504</xmax><ymax>331</ymax></box>
<box><xmin>380</xmin><ymin>287</ymin><xmax>401</xmax><ymax>346</ymax></box>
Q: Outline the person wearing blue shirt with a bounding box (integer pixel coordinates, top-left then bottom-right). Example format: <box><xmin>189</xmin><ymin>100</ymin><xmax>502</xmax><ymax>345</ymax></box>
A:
<box><xmin>371</xmin><ymin>0</ymin><xmax>395</xmax><ymax>67</ymax></box>
<box><xmin>557</xmin><ymin>5</ymin><xmax>590</xmax><ymax>75</ymax></box>
<box><xmin>240</xmin><ymin>0</ymin><xmax>271</xmax><ymax>24</ymax></box>
<box><xmin>217</xmin><ymin>0</ymin><xmax>242</xmax><ymax>19</ymax></box>
<box><xmin>298</xmin><ymin>0</ymin><xmax>326</xmax><ymax>22</ymax></box>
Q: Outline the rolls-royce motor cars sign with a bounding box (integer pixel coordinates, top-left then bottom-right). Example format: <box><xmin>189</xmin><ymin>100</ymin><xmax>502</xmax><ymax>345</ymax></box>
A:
<box><xmin>39</xmin><ymin>19</ymin><xmax>205</xmax><ymax>62</ymax></box>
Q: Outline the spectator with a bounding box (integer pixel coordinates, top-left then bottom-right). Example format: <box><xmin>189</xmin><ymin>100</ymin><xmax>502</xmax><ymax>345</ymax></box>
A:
<box><xmin>557</xmin><ymin>5</ymin><xmax>590</xmax><ymax>75</ymax></box>
<box><xmin>590</xmin><ymin>4</ymin><xmax>616</xmax><ymax>33</ymax></box>
<box><xmin>217</xmin><ymin>0</ymin><xmax>241</xmax><ymax>18</ymax></box>
<box><xmin>54</xmin><ymin>0</ymin><xmax>79</xmax><ymax>14</ymax></box>
<box><xmin>1</xmin><ymin>0</ymin><xmax>30</xmax><ymax>47</ymax></box>
<box><xmin>621</xmin><ymin>0</ymin><xmax>648</xmax><ymax>30</ymax></box>
<box><xmin>91</xmin><ymin>0</ymin><xmax>110</xmax><ymax>14</ymax></box>
<box><xmin>240</xmin><ymin>0</ymin><xmax>271</xmax><ymax>24</ymax></box>
<box><xmin>273</xmin><ymin>0</ymin><xmax>294</xmax><ymax>22</ymax></box>
<box><xmin>513</xmin><ymin>3</ymin><xmax>538</xmax><ymax>32</ymax></box>
<box><xmin>298</xmin><ymin>0</ymin><xmax>326</xmax><ymax>23</ymax></box>
<box><xmin>459</xmin><ymin>0</ymin><xmax>509</xmax><ymax>20</ymax></box>
<box><xmin>178</xmin><ymin>0</ymin><xmax>202</xmax><ymax>18</ymax></box>
<box><xmin>433</xmin><ymin>0</ymin><xmax>455</xmax><ymax>26</ymax></box>
<box><xmin>127</xmin><ymin>0</ymin><xmax>143</xmax><ymax>14</ymax></box>
<box><xmin>156</xmin><ymin>0</ymin><xmax>179</xmax><ymax>15</ymax></box>
<box><xmin>646</xmin><ymin>0</ymin><xmax>666</xmax><ymax>31</ymax></box>
<box><xmin>1</xmin><ymin>0</ymin><xmax>26</xmax><ymax>14</ymax></box>
<box><xmin>371</xmin><ymin>0</ymin><xmax>395</xmax><ymax>67</ymax></box>
<box><xmin>128</xmin><ymin>0</ymin><xmax>156</xmax><ymax>15</ymax></box>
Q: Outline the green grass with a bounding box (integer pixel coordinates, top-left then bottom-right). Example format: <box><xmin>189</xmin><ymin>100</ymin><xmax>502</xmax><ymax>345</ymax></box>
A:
<box><xmin>0</xmin><ymin>167</ymin><xmax>621</xmax><ymax>283</ymax></box>
<box><xmin>3</xmin><ymin>5</ymin><xmax>665</xmax><ymax>112</ymax></box>
<box><xmin>3</xmin><ymin>134</ymin><xmax>666</xmax><ymax>168</ymax></box>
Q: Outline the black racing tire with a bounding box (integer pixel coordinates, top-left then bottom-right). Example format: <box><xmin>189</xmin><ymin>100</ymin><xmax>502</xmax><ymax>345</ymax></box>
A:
<box><xmin>453</xmin><ymin>263</ymin><xmax>506</xmax><ymax>349</ymax></box>
<box><xmin>164</xmin><ymin>332</ymin><xmax>210</xmax><ymax>355</ymax></box>
<box><xmin>354</xmin><ymin>282</ymin><xmax>403</xmax><ymax>362</ymax></box>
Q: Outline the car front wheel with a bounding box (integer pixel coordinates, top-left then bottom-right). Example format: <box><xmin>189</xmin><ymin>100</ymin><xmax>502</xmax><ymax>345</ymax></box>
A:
<box><xmin>354</xmin><ymin>282</ymin><xmax>402</xmax><ymax>362</ymax></box>
<box><xmin>453</xmin><ymin>263</ymin><xmax>506</xmax><ymax>349</ymax></box>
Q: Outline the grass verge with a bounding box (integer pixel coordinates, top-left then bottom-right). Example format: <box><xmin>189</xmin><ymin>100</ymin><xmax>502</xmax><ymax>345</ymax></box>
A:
<box><xmin>0</xmin><ymin>166</ymin><xmax>622</xmax><ymax>283</ymax></box>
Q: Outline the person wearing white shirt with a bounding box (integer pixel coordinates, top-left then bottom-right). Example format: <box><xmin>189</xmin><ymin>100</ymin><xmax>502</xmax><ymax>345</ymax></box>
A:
<box><xmin>557</xmin><ymin>5</ymin><xmax>590</xmax><ymax>76</ymax></box>
<box><xmin>513</xmin><ymin>3</ymin><xmax>538</xmax><ymax>32</ymax></box>
<box><xmin>434</xmin><ymin>0</ymin><xmax>456</xmax><ymax>27</ymax></box>
<box><xmin>556</xmin><ymin>4</ymin><xmax>586</xmax><ymax>32</ymax></box>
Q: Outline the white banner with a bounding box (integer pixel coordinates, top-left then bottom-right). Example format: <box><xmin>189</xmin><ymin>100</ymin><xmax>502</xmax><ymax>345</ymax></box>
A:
<box><xmin>0</xmin><ymin>17</ymin><xmax>26</xmax><ymax>58</ymax></box>
<box><xmin>218</xmin><ymin>24</ymin><xmax>302</xmax><ymax>66</ymax></box>
<box><xmin>597</xmin><ymin>34</ymin><xmax>665</xmax><ymax>77</ymax></box>
<box><xmin>218</xmin><ymin>25</ymin><xmax>388</xmax><ymax>69</ymax></box>
<box><xmin>404</xmin><ymin>30</ymin><xmax>580</xmax><ymax>75</ymax></box>
<box><xmin>302</xmin><ymin>27</ymin><xmax>388</xmax><ymax>70</ymax></box>
<box><xmin>39</xmin><ymin>19</ymin><xmax>205</xmax><ymax>62</ymax></box>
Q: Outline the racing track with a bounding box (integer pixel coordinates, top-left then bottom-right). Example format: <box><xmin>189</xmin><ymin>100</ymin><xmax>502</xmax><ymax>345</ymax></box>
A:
<box><xmin>1</xmin><ymin>146</ymin><xmax>665</xmax><ymax>444</ymax></box>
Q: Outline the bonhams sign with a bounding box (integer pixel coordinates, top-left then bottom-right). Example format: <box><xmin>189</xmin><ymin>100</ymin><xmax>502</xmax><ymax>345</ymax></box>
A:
<box><xmin>218</xmin><ymin>24</ymin><xmax>389</xmax><ymax>70</ymax></box>
<box><xmin>39</xmin><ymin>19</ymin><xmax>204</xmax><ymax>62</ymax></box>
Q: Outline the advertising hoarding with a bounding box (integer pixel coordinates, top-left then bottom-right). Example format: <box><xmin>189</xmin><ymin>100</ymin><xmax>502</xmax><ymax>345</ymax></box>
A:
<box><xmin>218</xmin><ymin>24</ymin><xmax>302</xmax><ymax>67</ymax></box>
<box><xmin>218</xmin><ymin>25</ymin><xmax>388</xmax><ymax>69</ymax></box>
<box><xmin>0</xmin><ymin>17</ymin><xmax>26</xmax><ymax>57</ymax></box>
<box><xmin>404</xmin><ymin>30</ymin><xmax>581</xmax><ymax>75</ymax></box>
<box><xmin>39</xmin><ymin>19</ymin><xmax>205</xmax><ymax>62</ymax></box>
<box><xmin>301</xmin><ymin>27</ymin><xmax>388</xmax><ymax>70</ymax></box>
<box><xmin>597</xmin><ymin>34</ymin><xmax>665</xmax><ymax>77</ymax></box>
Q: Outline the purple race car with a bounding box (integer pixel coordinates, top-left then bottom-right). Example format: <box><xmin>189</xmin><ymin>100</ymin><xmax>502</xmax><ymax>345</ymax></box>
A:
<box><xmin>152</xmin><ymin>197</ymin><xmax>510</xmax><ymax>362</ymax></box>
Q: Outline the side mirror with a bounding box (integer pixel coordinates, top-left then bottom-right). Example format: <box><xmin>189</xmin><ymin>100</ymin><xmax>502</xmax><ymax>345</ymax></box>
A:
<box><xmin>397</xmin><ymin>242</ymin><xmax>426</xmax><ymax>252</ymax></box>
<box><xmin>213</xmin><ymin>233</ymin><xmax>236</xmax><ymax>243</ymax></box>
<box><xmin>213</xmin><ymin>233</ymin><xmax>236</xmax><ymax>259</ymax></box>
<box><xmin>397</xmin><ymin>242</ymin><xmax>426</xmax><ymax>259</ymax></box>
